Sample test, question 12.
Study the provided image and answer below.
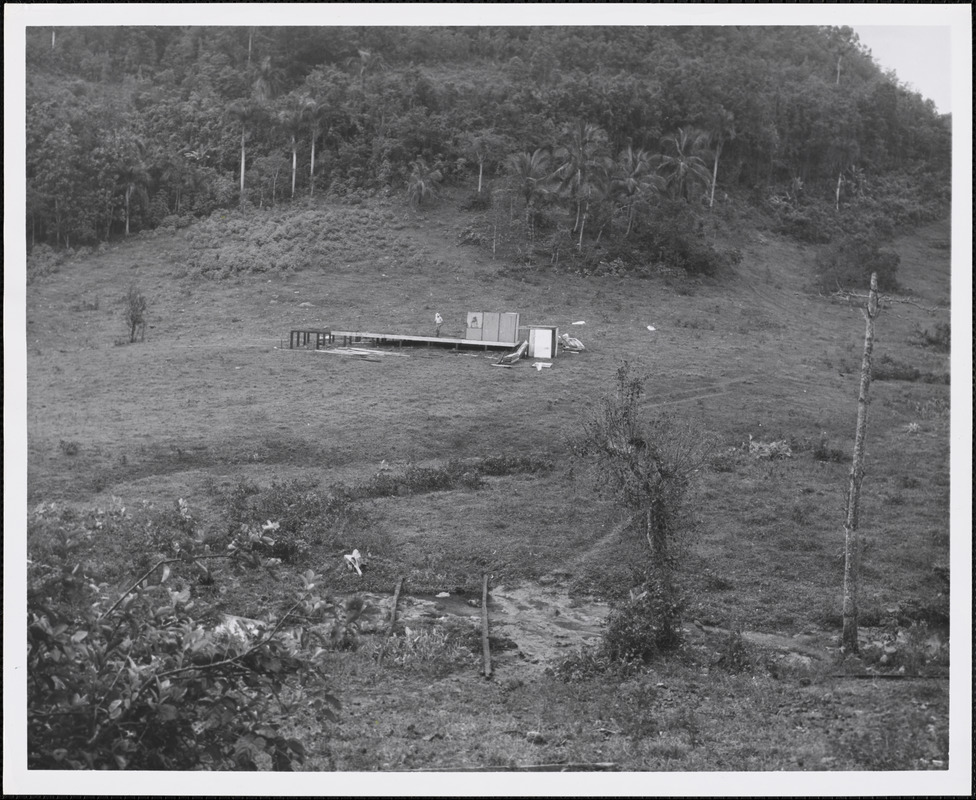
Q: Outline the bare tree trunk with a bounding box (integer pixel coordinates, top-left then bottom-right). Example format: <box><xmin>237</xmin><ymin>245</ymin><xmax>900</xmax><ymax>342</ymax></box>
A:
<box><xmin>835</xmin><ymin>172</ymin><xmax>843</xmax><ymax>212</ymax></box>
<box><xmin>239</xmin><ymin>129</ymin><xmax>247</xmax><ymax>208</ymax></box>
<box><xmin>309</xmin><ymin>130</ymin><xmax>316</xmax><ymax>198</ymax></box>
<box><xmin>478</xmin><ymin>160</ymin><xmax>484</xmax><ymax>194</ymax></box>
<box><xmin>709</xmin><ymin>142</ymin><xmax>721</xmax><ymax>209</ymax></box>
<box><xmin>291</xmin><ymin>138</ymin><xmax>297</xmax><ymax>198</ymax></box>
<box><xmin>836</xmin><ymin>55</ymin><xmax>842</xmax><ymax>85</ymax></box>
<box><xmin>842</xmin><ymin>272</ymin><xmax>880</xmax><ymax>653</ymax></box>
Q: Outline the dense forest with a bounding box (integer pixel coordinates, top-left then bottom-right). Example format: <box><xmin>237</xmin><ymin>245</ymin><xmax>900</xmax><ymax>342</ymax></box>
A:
<box><xmin>25</xmin><ymin>25</ymin><xmax>951</xmax><ymax>281</ymax></box>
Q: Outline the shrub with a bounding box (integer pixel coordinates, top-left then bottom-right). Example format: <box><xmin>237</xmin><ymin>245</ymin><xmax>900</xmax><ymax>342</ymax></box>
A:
<box><xmin>222</xmin><ymin>477</ymin><xmax>359</xmax><ymax>562</ymax></box>
<box><xmin>813</xmin><ymin>432</ymin><xmax>848</xmax><ymax>463</ymax></box>
<box><xmin>459</xmin><ymin>191</ymin><xmax>492</xmax><ymax>211</ymax></box>
<box><xmin>27</xmin><ymin>243</ymin><xmax>68</xmax><ymax>284</ymax></box>
<box><xmin>121</xmin><ymin>284</ymin><xmax>148</xmax><ymax>343</ymax></box>
<box><xmin>815</xmin><ymin>233</ymin><xmax>900</xmax><ymax>292</ymax></box>
<box><xmin>600</xmin><ymin>579</ymin><xmax>683</xmax><ymax>664</ymax></box>
<box><xmin>27</xmin><ymin>500</ymin><xmax>337</xmax><ymax>770</ymax></box>
<box><xmin>913</xmin><ymin>322</ymin><xmax>950</xmax><ymax>353</ymax></box>
<box><xmin>774</xmin><ymin>202</ymin><xmax>837</xmax><ymax>244</ymax></box>
<box><xmin>634</xmin><ymin>201</ymin><xmax>738</xmax><ymax>276</ymax></box>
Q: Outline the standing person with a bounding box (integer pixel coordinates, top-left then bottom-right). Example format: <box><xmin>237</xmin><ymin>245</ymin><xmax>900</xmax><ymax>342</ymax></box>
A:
<box><xmin>434</xmin><ymin>312</ymin><xmax>443</xmax><ymax>337</ymax></box>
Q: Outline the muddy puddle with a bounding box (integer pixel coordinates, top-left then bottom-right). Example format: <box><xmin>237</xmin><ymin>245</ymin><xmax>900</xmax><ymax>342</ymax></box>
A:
<box><xmin>323</xmin><ymin>583</ymin><xmax>611</xmax><ymax>671</ymax></box>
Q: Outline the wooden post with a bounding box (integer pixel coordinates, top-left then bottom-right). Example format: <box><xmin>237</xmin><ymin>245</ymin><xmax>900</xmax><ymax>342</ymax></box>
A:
<box><xmin>388</xmin><ymin>578</ymin><xmax>404</xmax><ymax>637</ymax></box>
<box><xmin>481</xmin><ymin>573</ymin><xmax>492</xmax><ymax>679</ymax></box>
<box><xmin>842</xmin><ymin>272</ymin><xmax>880</xmax><ymax>654</ymax></box>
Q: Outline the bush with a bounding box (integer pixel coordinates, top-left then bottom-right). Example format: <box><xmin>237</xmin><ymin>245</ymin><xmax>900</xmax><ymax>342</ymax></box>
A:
<box><xmin>815</xmin><ymin>233</ymin><xmax>900</xmax><ymax>292</ymax></box>
<box><xmin>774</xmin><ymin>202</ymin><xmax>837</xmax><ymax>244</ymax></box>
<box><xmin>600</xmin><ymin>579</ymin><xmax>683</xmax><ymax>664</ymax></box>
<box><xmin>872</xmin><ymin>354</ymin><xmax>949</xmax><ymax>385</ymax></box>
<box><xmin>222</xmin><ymin>477</ymin><xmax>359</xmax><ymax>563</ymax></box>
<box><xmin>913</xmin><ymin>322</ymin><xmax>950</xmax><ymax>353</ymax></box>
<box><xmin>27</xmin><ymin>243</ymin><xmax>68</xmax><ymax>284</ymax></box>
<box><xmin>122</xmin><ymin>284</ymin><xmax>148</xmax><ymax>343</ymax></box>
<box><xmin>27</xmin><ymin>501</ymin><xmax>337</xmax><ymax>770</ymax></box>
<box><xmin>633</xmin><ymin>201</ymin><xmax>738</xmax><ymax>276</ymax></box>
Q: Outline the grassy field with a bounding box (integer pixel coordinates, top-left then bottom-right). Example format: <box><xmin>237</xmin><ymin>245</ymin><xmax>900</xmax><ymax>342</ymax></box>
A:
<box><xmin>17</xmin><ymin>191</ymin><xmax>963</xmax><ymax>782</ymax></box>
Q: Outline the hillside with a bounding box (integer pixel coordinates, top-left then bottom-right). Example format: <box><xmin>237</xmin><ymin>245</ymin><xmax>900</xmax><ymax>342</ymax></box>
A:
<box><xmin>22</xmin><ymin>189</ymin><xmax>953</xmax><ymax>774</ymax></box>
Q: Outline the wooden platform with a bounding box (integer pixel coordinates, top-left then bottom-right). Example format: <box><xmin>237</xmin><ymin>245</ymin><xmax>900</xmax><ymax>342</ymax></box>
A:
<box><xmin>328</xmin><ymin>330</ymin><xmax>519</xmax><ymax>351</ymax></box>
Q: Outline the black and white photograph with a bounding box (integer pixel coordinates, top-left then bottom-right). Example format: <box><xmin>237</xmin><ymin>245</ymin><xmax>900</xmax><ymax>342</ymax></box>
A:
<box><xmin>4</xmin><ymin>4</ymin><xmax>972</xmax><ymax>796</ymax></box>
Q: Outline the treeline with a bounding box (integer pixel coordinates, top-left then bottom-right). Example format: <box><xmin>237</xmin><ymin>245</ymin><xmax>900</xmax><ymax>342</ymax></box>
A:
<box><xmin>26</xmin><ymin>25</ymin><xmax>950</xmax><ymax>251</ymax></box>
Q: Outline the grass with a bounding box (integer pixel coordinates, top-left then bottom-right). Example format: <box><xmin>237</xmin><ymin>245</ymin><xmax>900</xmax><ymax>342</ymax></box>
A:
<box><xmin>20</xmin><ymin>190</ymin><xmax>954</xmax><ymax>773</ymax></box>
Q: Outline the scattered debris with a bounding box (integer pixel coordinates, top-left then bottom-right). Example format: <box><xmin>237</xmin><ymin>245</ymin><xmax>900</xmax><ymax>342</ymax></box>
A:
<box><xmin>344</xmin><ymin>549</ymin><xmax>364</xmax><ymax>576</ymax></box>
<box><xmin>571</xmin><ymin>320</ymin><xmax>586</xmax><ymax>326</ymax></box>
<box><xmin>496</xmin><ymin>339</ymin><xmax>528</xmax><ymax>366</ymax></box>
<box><xmin>646</xmin><ymin>325</ymin><xmax>656</xmax><ymax>332</ymax></box>
<box><xmin>559</xmin><ymin>333</ymin><xmax>585</xmax><ymax>352</ymax></box>
<box><xmin>435</xmin><ymin>591</ymin><xmax>451</xmax><ymax>598</ymax></box>
<box><xmin>317</xmin><ymin>347</ymin><xmax>407</xmax><ymax>358</ymax></box>
<box><xmin>525</xmin><ymin>731</ymin><xmax>547</xmax><ymax>745</ymax></box>
<box><xmin>533</xmin><ymin>362</ymin><xmax>553</xmax><ymax>371</ymax></box>
<box><xmin>748</xmin><ymin>435</ymin><xmax>792</xmax><ymax>460</ymax></box>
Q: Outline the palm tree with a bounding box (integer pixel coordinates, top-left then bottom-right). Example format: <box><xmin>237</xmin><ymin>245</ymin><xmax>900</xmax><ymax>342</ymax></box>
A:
<box><xmin>252</xmin><ymin>56</ymin><xmax>282</xmax><ymax>104</ymax></box>
<box><xmin>115</xmin><ymin>160</ymin><xmax>150</xmax><ymax>236</ymax></box>
<box><xmin>276</xmin><ymin>103</ymin><xmax>305</xmax><ymax>199</ymax></box>
<box><xmin>468</xmin><ymin>132</ymin><xmax>506</xmax><ymax>195</ymax></box>
<box><xmin>703</xmin><ymin>107</ymin><xmax>736</xmax><ymax>209</ymax></box>
<box><xmin>612</xmin><ymin>145</ymin><xmax>664</xmax><ymax>236</ymax></box>
<box><xmin>654</xmin><ymin>128</ymin><xmax>712</xmax><ymax>203</ymax></box>
<box><xmin>301</xmin><ymin>97</ymin><xmax>330</xmax><ymax>198</ymax></box>
<box><xmin>553</xmin><ymin>122</ymin><xmax>612</xmax><ymax>249</ymax></box>
<box><xmin>227</xmin><ymin>100</ymin><xmax>264</xmax><ymax>208</ymax></box>
<box><xmin>348</xmin><ymin>48</ymin><xmax>386</xmax><ymax>94</ymax></box>
<box><xmin>407</xmin><ymin>157</ymin><xmax>442</xmax><ymax>207</ymax></box>
<box><xmin>506</xmin><ymin>149</ymin><xmax>551</xmax><ymax>239</ymax></box>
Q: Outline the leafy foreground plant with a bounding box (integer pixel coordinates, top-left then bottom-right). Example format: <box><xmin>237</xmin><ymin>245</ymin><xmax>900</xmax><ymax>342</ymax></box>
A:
<box><xmin>571</xmin><ymin>362</ymin><xmax>715</xmax><ymax>662</ymax></box>
<box><xmin>28</xmin><ymin>510</ymin><xmax>338</xmax><ymax>770</ymax></box>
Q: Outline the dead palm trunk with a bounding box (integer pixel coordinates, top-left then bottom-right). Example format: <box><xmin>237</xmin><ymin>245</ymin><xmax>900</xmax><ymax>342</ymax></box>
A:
<box><xmin>842</xmin><ymin>272</ymin><xmax>880</xmax><ymax>653</ymax></box>
<box><xmin>709</xmin><ymin>141</ymin><xmax>722</xmax><ymax>209</ymax></box>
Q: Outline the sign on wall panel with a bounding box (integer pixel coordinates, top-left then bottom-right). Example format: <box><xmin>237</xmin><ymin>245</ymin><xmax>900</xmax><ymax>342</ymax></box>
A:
<box><xmin>481</xmin><ymin>312</ymin><xmax>501</xmax><ymax>342</ymax></box>
<box><xmin>498</xmin><ymin>313</ymin><xmax>520</xmax><ymax>344</ymax></box>
<box><xmin>466</xmin><ymin>312</ymin><xmax>483</xmax><ymax>329</ymax></box>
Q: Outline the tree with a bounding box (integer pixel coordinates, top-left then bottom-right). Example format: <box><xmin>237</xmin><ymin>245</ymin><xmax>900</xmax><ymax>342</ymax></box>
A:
<box><xmin>252</xmin><ymin>55</ymin><xmax>283</xmax><ymax>104</ymax></box>
<box><xmin>122</xmin><ymin>284</ymin><xmax>148</xmax><ymax>343</ymax></box>
<box><xmin>348</xmin><ymin>48</ymin><xmax>386</xmax><ymax>94</ymax></box>
<box><xmin>276</xmin><ymin>102</ymin><xmax>305</xmax><ymax>199</ymax></box>
<box><xmin>841</xmin><ymin>273</ymin><xmax>881</xmax><ymax>653</ymax></box>
<box><xmin>301</xmin><ymin>97</ymin><xmax>330</xmax><ymax>198</ymax></box>
<box><xmin>227</xmin><ymin>99</ymin><xmax>264</xmax><ymax>208</ymax></box>
<box><xmin>115</xmin><ymin>158</ymin><xmax>150</xmax><ymax>237</ymax></box>
<box><xmin>406</xmin><ymin>157</ymin><xmax>442</xmax><ymax>207</ymax></box>
<box><xmin>654</xmin><ymin>128</ymin><xmax>712</xmax><ymax>203</ymax></box>
<box><xmin>571</xmin><ymin>362</ymin><xmax>715</xmax><ymax>652</ymax></box>
<box><xmin>612</xmin><ymin>144</ymin><xmax>664</xmax><ymax>236</ymax></box>
<box><xmin>505</xmin><ymin>148</ymin><xmax>552</xmax><ymax>238</ymax></box>
<box><xmin>703</xmin><ymin>106</ymin><xmax>736</xmax><ymax>209</ymax></box>
<box><xmin>467</xmin><ymin>131</ymin><xmax>507</xmax><ymax>195</ymax></box>
<box><xmin>553</xmin><ymin>121</ymin><xmax>612</xmax><ymax>248</ymax></box>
